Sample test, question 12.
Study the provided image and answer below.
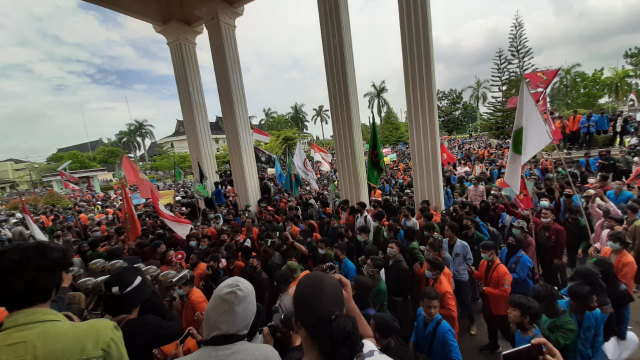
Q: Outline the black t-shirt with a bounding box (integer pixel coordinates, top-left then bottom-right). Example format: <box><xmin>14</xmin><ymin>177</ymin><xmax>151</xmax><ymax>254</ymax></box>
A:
<box><xmin>120</xmin><ymin>314</ymin><xmax>184</xmax><ymax>360</ymax></box>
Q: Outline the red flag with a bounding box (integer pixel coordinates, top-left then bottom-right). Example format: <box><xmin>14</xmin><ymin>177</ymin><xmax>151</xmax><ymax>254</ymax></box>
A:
<box><xmin>514</xmin><ymin>179</ymin><xmax>534</xmax><ymax>210</ymax></box>
<box><xmin>150</xmin><ymin>190</ymin><xmax>192</xmax><ymax>239</ymax></box>
<box><xmin>252</xmin><ymin>128</ymin><xmax>271</xmax><ymax>143</ymax></box>
<box><xmin>63</xmin><ymin>181</ymin><xmax>82</xmax><ymax>192</ymax></box>
<box><xmin>524</xmin><ymin>69</ymin><xmax>559</xmax><ymax>91</ymax></box>
<box><xmin>59</xmin><ymin>171</ymin><xmax>79</xmax><ymax>183</ymax></box>
<box><xmin>440</xmin><ymin>143</ymin><xmax>456</xmax><ymax>166</ymax></box>
<box><xmin>119</xmin><ymin>178</ymin><xmax>142</xmax><ymax>243</ymax></box>
<box><xmin>537</xmin><ymin>97</ymin><xmax>562</xmax><ymax>145</ymax></box>
<box><xmin>121</xmin><ymin>155</ymin><xmax>159</xmax><ymax>199</ymax></box>
<box><xmin>506</xmin><ymin>92</ymin><xmax>545</xmax><ymax>110</ymax></box>
<box><xmin>17</xmin><ymin>192</ymin><xmax>48</xmax><ymax>241</ymax></box>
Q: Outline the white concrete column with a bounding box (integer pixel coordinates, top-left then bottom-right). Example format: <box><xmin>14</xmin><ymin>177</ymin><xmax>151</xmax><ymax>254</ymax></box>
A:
<box><xmin>317</xmin><ymin>0</ymin><xmax>368</xmax><ymax>205</ymax></box>
<box><xmin>199</xmin><ymin>3</ymin><xmax>260</xmax><ymax>208</ymax></box>
<box><xmin>398</xmin><ymin>0</ymin><xmax>444</xmax><ymax>209</ymax></box>
<box><xmin>154</xmin><ymin>21</ymin><xmax>219</xmax><ymax>187</ymax></box>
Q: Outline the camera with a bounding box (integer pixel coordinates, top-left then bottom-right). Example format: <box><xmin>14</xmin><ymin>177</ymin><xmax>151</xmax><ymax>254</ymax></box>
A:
<box><xmin>321</xmin><ymin>262</ymin><xmax>336</xmax><ymax>274</ymax></box>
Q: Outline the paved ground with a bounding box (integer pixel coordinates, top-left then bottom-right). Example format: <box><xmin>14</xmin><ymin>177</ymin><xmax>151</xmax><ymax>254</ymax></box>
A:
<box><xmin>458</xmin><ymin>292</ymin><xmax>640</xmax><ymax>359</ymax></box>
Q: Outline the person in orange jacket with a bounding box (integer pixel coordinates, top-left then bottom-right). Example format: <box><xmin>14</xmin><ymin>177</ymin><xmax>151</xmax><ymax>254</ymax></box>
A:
<box><xmin>425</xmin><ymin>257</ymin><xmax>459</xmax><ymax>338</ymax></box>
<box><xmin>178</xmin><ymin>272</ymin><xmax>209</xmax><ymax>333</ymax></box>
<box><xmin>599</xmin><ymin>230</ymin><xmax>637</xmax><ymax>296</ymax></box>
<box><xmin>469</xmin><ymin>240</ymin><xmax>514</xmax><ymax>353</ymax></box>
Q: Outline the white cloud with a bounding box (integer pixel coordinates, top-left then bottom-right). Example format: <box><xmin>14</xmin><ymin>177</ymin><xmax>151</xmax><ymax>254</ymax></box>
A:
<box><xmin>1</xmin><ymin>0</ymin><xmax>639</xmax><ymax>161</ymax></box>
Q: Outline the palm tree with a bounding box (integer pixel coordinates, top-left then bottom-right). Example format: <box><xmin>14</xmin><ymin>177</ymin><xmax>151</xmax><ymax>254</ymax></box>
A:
<box><xmin>552</xmin><ymin>63</ymin><xmax>582</xmax><ymax>109</ymax></box>
<box><xmin>363</xmin><ymin>80</ymin><xmax>390</xmax><ymax>123</ymax></box>
<box><xmin>311</xmin><ymin>105</ymin><xmax>330</xmax><ymax>141</ymax></box>
<box><xmin>463</xmin><ymin>76</ymin><xmax>490</xmax><ymax>123</ymax></box>
<box><xmin>259</xmin><ymin>107</ymin><xmax>277</xmax><ymax>126</ymax></box>
<box><xmin>131</xmin><ymin>119</ymin><xmax>156</xmax><ymax>163</ymax></box>
<box><xmin>604</xmin><ymin>66</ymin><xmax>634</xmax><ymax>107</ymax></box>
<box><xmin>115</xmin><ymin>126</ymin><xmax>141</xmax><ymax>162</ymax></box>
<box><xmin>288</xmin><ymin>103</ymin><xmax>309</xmax><ymax>133</ymax></box>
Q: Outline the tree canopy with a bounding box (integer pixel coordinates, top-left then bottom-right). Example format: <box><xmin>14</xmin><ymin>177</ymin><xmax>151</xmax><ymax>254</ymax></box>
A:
<box><xmin>437</xmin><ymin>89</ymin><xmax>476</xmax><ymax>136</ymax></box>
<box><xmin>379</xmin><ymin>108</ymin><xmax>409</xmax><ymax>146</ymax></box>
<box><xmin>46</xmin><ymin>151</ymin><xmax>101</xmax><ymax>170</ymax></box>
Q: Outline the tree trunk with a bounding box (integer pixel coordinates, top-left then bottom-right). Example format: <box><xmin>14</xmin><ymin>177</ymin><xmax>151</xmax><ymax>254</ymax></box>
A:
<box><xmin>142</xmin><ymin>138</ymin><xmax>149</xmax><ymax>163</ymax></box>
<box><xmin>321</xmin><ymin>121</ymin><xmax>325</xmax><ymax>142</ymax></box>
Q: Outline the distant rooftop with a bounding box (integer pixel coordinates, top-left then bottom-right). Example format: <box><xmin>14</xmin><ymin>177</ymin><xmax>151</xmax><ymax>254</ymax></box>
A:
<box><xmin>0</xmin><ymin>158</ymin><xmax>28</xmax><ymax>164</ymax></box>
<box><xmin>56</xmin><ymin>139</ymin><xmax>106</xmax><ymax>154</ymax></box>
<box><xmin>159</xmin><ymin>117</ymin><xmax>225</xmax><ymax>140</ymax></box>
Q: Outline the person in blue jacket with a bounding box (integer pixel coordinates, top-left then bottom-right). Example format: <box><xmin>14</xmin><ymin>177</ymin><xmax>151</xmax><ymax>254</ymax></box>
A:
<box><xmin>595</xmin><ymin>108</ymin><xmax>610</xmax><ymax>135</ymax></box>
<box><xmin>410</xmin><ymin>287</ymin><xmax>462</xmax><ymax>360</ymax></box>
<box><xmin>579</xmin><ymin>151</ymin><xmax>599</xmax><ymax>173</ymax></box>
<box><xmin>332</xmin><ymin>242</ymin><xmax>356</xmax><ymax>282</ymax></box>
<box><xmin>443</xmin><ymin>184</ymin><xmax>453</xmax><ymax>210</ymax></box>
<box><xmin>558</xmin><ymin>283</ymin><xmax>605</xmax><ymax>360</ymax></box>
<box><xmin>498</xmin><ymin>235</ymin><xmax>534</xmax><ymax>295</ymax></box>
<box><xmin>605</xmin><ymin>181</ymin><xmax>634</xmax><ymax>210</ymax></box>
<box><xmin>579</xmin><ymin>112</ymin><xmax>597</xmax><ymax>148</ymax></box>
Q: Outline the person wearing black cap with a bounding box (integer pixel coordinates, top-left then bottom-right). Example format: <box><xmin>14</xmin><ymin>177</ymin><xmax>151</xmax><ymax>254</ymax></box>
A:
<box><xmin>293</xmin><ymin>272</ymin><xmax>391</xmax><ymax>359</ymax></box>
<box><xmin>530</xmin><ymin>283</ymin><xmax>577</xmax><ymax>359</ymax></box>
<box><xmin>103</xmin><ymin>266</ymin><xmax>183</xmax><ymax>360</ymax></box>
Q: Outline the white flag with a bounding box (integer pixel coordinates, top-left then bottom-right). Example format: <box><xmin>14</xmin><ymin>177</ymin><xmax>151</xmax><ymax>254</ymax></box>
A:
<box><xmin>294</xmin><ymin>142</ymin><xmax>319</xmax><ymax>191</ymax></box>
<box><xmin>311</xmin><ymin>143</ymin><xmax>332</xmax><ymax>172</ymax></box>
<box><xmin>504</xmin><ymin>80</ymin><xmax>552</xmax><ymax>192</ymax></box>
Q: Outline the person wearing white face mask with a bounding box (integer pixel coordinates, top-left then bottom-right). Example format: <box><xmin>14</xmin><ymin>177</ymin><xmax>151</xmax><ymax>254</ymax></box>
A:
<box><xmin>424</xmin><ymin>257</ymin><xmax>458</xmax><ymax>338</ymax></box>
<box><xmin>365</xmin><ymin>256</ymin><xmax>387</xmax><ymax>313</ymax></box>
<box><xmin>599</xmin><ymin>230</ymin><xmax>637</xmax><ymax>297</ymax></box>
<box><xmin>535</xmin><ymin>208</ymin><xmax>566</xmax><ymax>288</ymax></box>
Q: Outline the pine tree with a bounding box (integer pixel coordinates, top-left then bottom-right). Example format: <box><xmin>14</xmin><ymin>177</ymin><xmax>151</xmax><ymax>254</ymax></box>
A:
<box><xmin>508</xmin><ymin>12</ymin><xmax>535</xmax><ymax>76</ymax></box>
<box><xmin>485</xmin><ymin>48</ymin><xmax>515</xmax><ymax>139</ymax></box>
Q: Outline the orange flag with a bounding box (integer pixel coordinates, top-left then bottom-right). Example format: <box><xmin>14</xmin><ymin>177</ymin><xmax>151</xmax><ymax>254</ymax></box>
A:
<box><xmin>440</xmin><ymin>143</ymin><xmax>456</xmax><ymax>166</ymax></box>
<box><xmin>120</xmin><ymin>178</ymin><xmax>142</xmax><ymax>243</ymax></box>
<box><xmin>121</xmin><ymin>155</ymin><xmax>159</xmax><ymax>199</ymax></box>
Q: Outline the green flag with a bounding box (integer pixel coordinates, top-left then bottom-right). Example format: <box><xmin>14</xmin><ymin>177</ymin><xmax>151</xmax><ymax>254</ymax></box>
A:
<box><xmin>174</xmin><ymin>165</ymin><xmax>183</xmax><ymax>182</ymax></box>
<box><xmin>196</xmin><ymin>162</ymin><xmax>209</xmax><ymax>197</ymax></box>
<box><xmin>366</xmin><ymin>118</ymin><xmax>384</xmax><ymax>186</ymax></box>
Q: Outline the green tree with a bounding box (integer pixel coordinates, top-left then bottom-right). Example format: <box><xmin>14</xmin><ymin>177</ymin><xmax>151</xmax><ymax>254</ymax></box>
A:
<box><xmin>311</xmin><ymin>105</ymin><xmax>330</xmax><ymax>141</ymax></box>
<box><xmin>437</xmin><ymin>89</ymin><xmax>476</xmax><ymax>136</ymax></box>
<box><xmin>263</xmin><ymin>129</ymin><xmax>302</xmax><ymax>156</ymax></box>
<box><xmin>604</xmin><ymin>66</ymin><xmax>634</xmax><ymax>107</ymax></box>
<box><xmin>485</xmin><ymin>48</ymin><xmax>515</xmax><ymax>138</ymax></box>
<box><xmin>288</xmin><ymin>103</ymin><xmax>309</xmax><ymax>133</ymax></box>
<box><xmin>144</xmin><ymin>152</ymin><xmax>191</xmax><ymax>172</ymax></box>
<box><xmin>363</xmin><ymin>80</ymin><xmax>390</xmax><ymax>122</ymax></box>
<box><xmin>94</xmin><ymin>146</ymin><xmax>125</xmax><ymax>166</ymax></box>
<box><xmin>463</xmin><ymin>76</ymin><xmax>491</xmax><ymax>123</ymax></box>
<box><xmin>508</xmin><ymin>12</ymin><xmax>535</xmax><ymax>76</ymax></box>
<box><xmin>379</xmin><ymin>108</ymin><xmax>409</xmax><ymax>146</ymax></box>
<box><xmin>259</xmin><ymin>107</ymin><xmax>278</xmax><ymax>126</ymax></box>
<box><xmin>45</xmin><ymin>151</ymin><xmax>100</xmax><ymax>170</ymax></box>
<box><xmin>261</xmin><ymin>113</ymin><xmax>293</xmax><ymax>132</ymax></box>
<box><xmin>623</xmin><ymin>46</ymin><xmax>640</xmax><ymax>75</ymax></box>
<box><xmin>361</xmin><ymin>123</ymin><xmax>371</xmax><ymax>142</ymax></box>
<box><xmin>130</xmin><ymin>119</ymin><xmax>156</xmax><ymax>163</ymax></box>
<box><xmin>215</xmin><ymin>145</ymin><xmax>230</xmax><ymax>171</ymax></box>
<box><xmin>114</xmin><ymin>125</ymin><xmax>141</xmax><ymax>162</ymax></box>
<box><xmin>571</xmin><ymin>68</ymin><xmax>608</xmax><ymax>110</ymax></box>
<box><xmin>549</xmin><ymin>63</ymin><xmax>582</xmax><ymax>111</ymax></box>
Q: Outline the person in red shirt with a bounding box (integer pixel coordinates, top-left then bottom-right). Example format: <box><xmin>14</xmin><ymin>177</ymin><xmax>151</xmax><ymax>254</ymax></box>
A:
<box><xmin>470</xmin><ymin>241</ymin><xmax>514</xmax><ymax>352</ymax></box>
<box><xmin>535</xmin><ymin>208</ymin><xmax>567</xmax><ymax>288</ymax></box>
<box><xmin>178</xmin><ymin>273</ymin><xmax>208</xmax><ymax>333</ymax></box>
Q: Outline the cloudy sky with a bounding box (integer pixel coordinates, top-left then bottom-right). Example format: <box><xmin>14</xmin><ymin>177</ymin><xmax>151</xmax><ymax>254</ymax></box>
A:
<box><xmin>2</xmin><ymin>0</ymin><xmax>638</xmax><ymax>162</ymax></box>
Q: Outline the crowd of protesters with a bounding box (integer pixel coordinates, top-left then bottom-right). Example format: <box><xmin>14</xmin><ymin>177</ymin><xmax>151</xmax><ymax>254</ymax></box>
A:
<box><xmin>1</xmin><ymin>110</ymin><xmax>640</xmax><ymax>359</ymax></box>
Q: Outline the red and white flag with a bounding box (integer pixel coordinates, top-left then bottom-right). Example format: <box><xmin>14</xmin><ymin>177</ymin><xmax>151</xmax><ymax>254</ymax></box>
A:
<box><xmin>310</xmin><ymin>143</ymin><xmax>332</xmax><ymax>172</ymax></box>
<box><xmin>17</xmin><ymin>193</ymin><xmax>48</xmax><ymax>241</ymax></box>
<box><xmin>121</xmin><ymin>155</ymin><xmax>160</xmax><ymax>199</ymax></box>
<box><xmin>629</xmin><ymin>91</ymin><xmax>638</xmax><ymax>107</ymax></box>
<box><xmin>151</xmin><ymin>191</ymin><xmax>192</xmax><ymax>239</ymax></box>
<box><xmin>252</xmin><ymin>128</ymin><xmax>271</xmax><ymax>143</ymax></box>
<box><xmin>59</xmin><ymin>171</ymin><xmax>79</xmax><ymax>183</ymax></box>
<box><xmin>63</xmin><ymin>181</ymin><xmax>82</xmax><ymax>191</ymax></box>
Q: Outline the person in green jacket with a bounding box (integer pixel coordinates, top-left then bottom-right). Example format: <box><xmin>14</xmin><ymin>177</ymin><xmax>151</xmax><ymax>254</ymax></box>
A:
<box><xmin>0</xmin><ymin>241</ymin><xmax>129</xmax><ymax>360</ymax></box>
<box><xmin>531</xmin><ymin>283</ymin><xmax>577</xmax><ymax>358</ymax></box>
<box><xmin>365</xmin><ymin>256</ymin><xmax>388</xmax><ymax>313</ymax></box>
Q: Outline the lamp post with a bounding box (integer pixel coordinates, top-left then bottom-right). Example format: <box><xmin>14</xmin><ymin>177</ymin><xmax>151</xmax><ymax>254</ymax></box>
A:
<box><xmin>171</xmin><ymin>141</ymin><xmax>176</xmax><ymax>184</ymax></box>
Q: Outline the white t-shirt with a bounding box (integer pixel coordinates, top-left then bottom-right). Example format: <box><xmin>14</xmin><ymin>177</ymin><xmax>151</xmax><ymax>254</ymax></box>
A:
<box><xmin>356</xmin><ymin>339</ymin><xmax>393</xmax><ymax>359</ymax></box>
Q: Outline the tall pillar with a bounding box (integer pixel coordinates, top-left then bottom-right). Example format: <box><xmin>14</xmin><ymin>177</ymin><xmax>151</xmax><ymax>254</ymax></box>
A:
<box><xmin>398</xmin><ymin>0</ymin><xmax>444</xmax><ymax>209</ymax></box>
<box><xmin>199</xmin><ymin>3</ymin><xmax>260</xmax><ymax>208</ymax></box>
<box><xmin>154</xmin><ymin>21</ymin><xmax>219</xmax><ymax>188</ymax></box>
<box><xmin>317</xmin><ymin>0</ymin><xmax>368</xmax><ymax>205</ymax></box>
